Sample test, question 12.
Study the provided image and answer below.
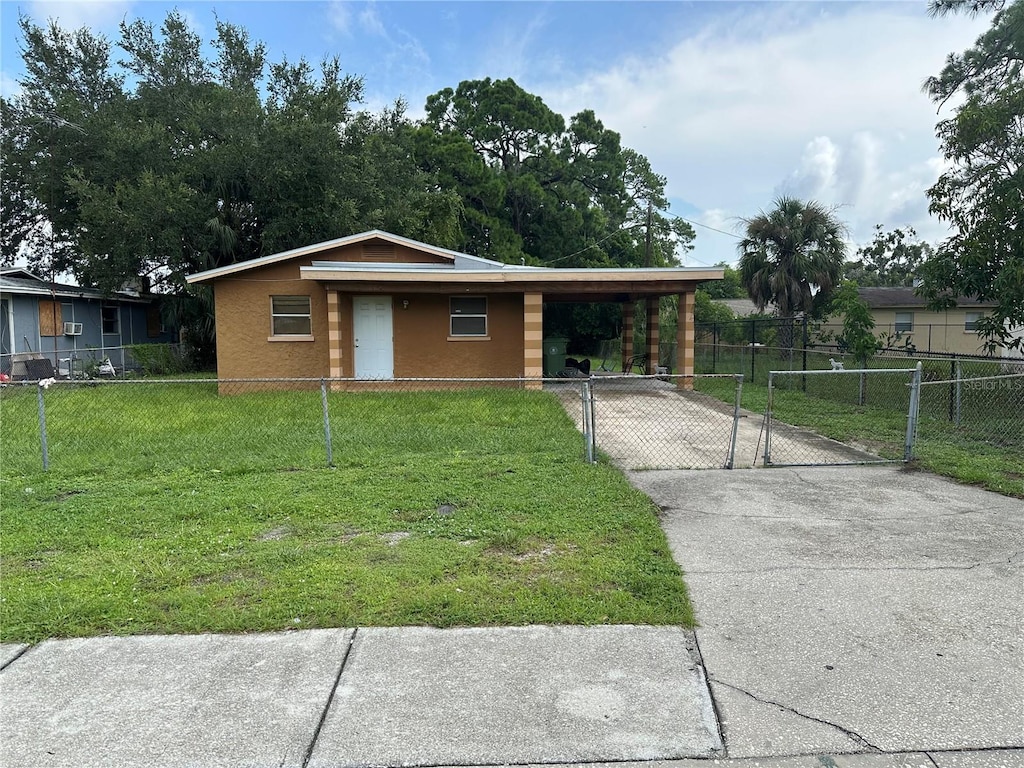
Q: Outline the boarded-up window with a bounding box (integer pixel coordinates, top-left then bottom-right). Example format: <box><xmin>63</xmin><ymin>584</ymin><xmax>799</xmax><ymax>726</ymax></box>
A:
<box><xmin>38</xmin><ymin>300</ymin><xmax>62</xmax><ymax>336</ymax></box>
<box><xmin>147</xmin><ymin>304</ymin><xmax>164</xmax><ymax>337</ymax></box>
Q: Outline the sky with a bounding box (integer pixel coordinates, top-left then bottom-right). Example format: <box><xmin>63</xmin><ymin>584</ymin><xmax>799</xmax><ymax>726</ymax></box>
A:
<box><xmin>0</xmin><ymin>0</ymin><xmax>993</xmax><ymax>268</ymax></box>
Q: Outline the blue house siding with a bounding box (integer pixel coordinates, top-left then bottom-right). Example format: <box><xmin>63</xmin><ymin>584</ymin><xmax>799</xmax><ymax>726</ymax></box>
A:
<box><xmin>1</xmin><ymin>269</ymin><xmax>177</xmax><ymax>377</ymax></box>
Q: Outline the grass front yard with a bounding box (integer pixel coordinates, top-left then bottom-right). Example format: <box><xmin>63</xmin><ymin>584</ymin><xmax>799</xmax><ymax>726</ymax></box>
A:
<box><xmin>0</xmin><ymin>384</ymin><xmax>693</xmax><ymax>643</ymax></box>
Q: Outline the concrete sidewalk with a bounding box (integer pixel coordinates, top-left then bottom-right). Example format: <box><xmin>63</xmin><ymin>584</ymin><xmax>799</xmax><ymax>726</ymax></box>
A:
<box><xmin>1</xmin><ymin>625</ymin><xmax>725</xmax><ymax>767</ymax></box>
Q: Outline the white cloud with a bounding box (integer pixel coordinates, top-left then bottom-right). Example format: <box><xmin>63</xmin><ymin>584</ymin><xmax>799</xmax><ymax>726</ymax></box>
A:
<box><xmin>537</xmin><ymin>4</ymin><xmax>990</xmax><ymax>265</ymax></box>
<box><xmin>327</xmin><ymin>1</ymin><xmax>353</xmax><ymax>35</ymax></box>
<box><xmin>25</xmin><ymin>0</ymin><xmax>133</xmax><ymax>32</ymax></box>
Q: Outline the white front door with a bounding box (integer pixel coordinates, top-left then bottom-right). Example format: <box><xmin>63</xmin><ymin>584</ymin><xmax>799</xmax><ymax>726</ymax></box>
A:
<box><xmin>353</xmin><ymin>296</ymin><xmax>394</xmax><ymax>379</ymax></box>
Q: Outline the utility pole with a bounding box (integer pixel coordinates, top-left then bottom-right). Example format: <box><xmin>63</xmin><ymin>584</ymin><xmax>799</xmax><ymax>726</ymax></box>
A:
<box><xmin>644</xmin><ymin>200</ymin><xmax>653</xmax><ymax>268</ymax></box>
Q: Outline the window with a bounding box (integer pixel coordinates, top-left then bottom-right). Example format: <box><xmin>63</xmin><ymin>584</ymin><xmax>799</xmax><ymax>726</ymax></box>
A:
<box><xmin>450</xmin><ymin>297</ymin><xmax>487</xmax><ymax>337</ymax></box>
<box><xmin>102</xmin><ymin>304</ymin><xmax>119</xmax><ymax>334</ymax></box>
<box><xmin>38</xmin><ymin>300</ymin><xmax>62</xmax><ymax>336</ymax></box>
<box><xmin>271</xmin><ymin>296</ymin><xmax>312</xmax><ymax>336</ymax></box>
<box><xmin>964</xmin><ymin>311</ymin><xmax>982</xmax><ymax>332</ymax></box>
<box><xmin>894</xmin><ymin>312</ymin><xmax>914</xmax><ymax>333</ymax></box>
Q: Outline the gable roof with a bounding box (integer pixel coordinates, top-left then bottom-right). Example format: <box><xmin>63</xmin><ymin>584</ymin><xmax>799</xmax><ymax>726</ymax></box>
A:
<box><xmin>857</xmin><ymin>287</ymin><xmax>997</xmax><ymax>309</ymax></box>
<box><xmin>0</xmin><ymin>269</ymin><xmax>150</xmax><ymax>303</ymax></box>
<box><xmin>186</xmin><ymin>230</ymin><xmax>539</xmax><ymax>284</ymax></box>
<box><xmin>186</xmin><ymin>230</ymin><xmax>722</xmax><ymax>291</ymax></box>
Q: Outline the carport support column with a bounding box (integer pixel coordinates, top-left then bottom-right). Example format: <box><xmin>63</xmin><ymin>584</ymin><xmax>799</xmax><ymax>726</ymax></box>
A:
<box><xmin>621</xmin><ymin>302</ymin><xmax>634</xmax><ymax>370</ymax></box>
<box><xmin>524</xmin><ymin>292</ymin><xmax>543</xmax><ymax>389</ymax></box>
<box><xmin>327</xmin><ymin>290</ymin><xmax>343</xmax><ymax>380</ymax></box>
<box><xmin>645</xmin><ymin>297</ymin><xmax>659</xmax><ymax>372</ymax></box>
<box><xmin>677</xmin><ymin>291</ymin><xmax>694</xmax><ymax>390</ymax></box>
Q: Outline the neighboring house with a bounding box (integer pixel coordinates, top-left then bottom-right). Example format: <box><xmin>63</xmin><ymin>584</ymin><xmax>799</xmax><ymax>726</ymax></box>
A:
<box><xmin>857</xmin><ymin>287</ymin><xmax>1013</xmax><ymax>357</ymax></box>
<box><xmin>0</xmin><ymin>268</ymin><xmax>177</xmax><ymax>378</ymax></box>
<box><xmin>715</xmin><ymin>298</ymin><xmax>765</xmax><ymax>317</ymax></box>
<box><xmin>186</xmin><ymin>230</ymin><xmax>722</xmax><ymax>387</ymax></box>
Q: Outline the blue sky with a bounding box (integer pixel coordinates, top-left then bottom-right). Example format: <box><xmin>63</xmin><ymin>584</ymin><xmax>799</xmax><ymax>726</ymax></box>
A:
<box><xmin>0</xmin><ymin>1</ymin><xmax>991</xmax><ymax>267</ymax></box>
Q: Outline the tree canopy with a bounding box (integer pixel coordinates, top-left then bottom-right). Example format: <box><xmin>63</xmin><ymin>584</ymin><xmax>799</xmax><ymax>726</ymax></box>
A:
<box><xmin>737</xmin><ymin>196</ymin><xmax>847</xmax><ymax>318</ymax></box>
<box><xmin>844</xmin><ymin>225</ymin><xmax>933</xmax><ymax>287</ymax></box>
<box><xmin>920</xmin><ymin>0</ymin><xmax>1024</xmax><ymax>349</ymax></box>
<box><xmin>0</xmin><ymin>12</ymin><xmax>462</xmax><ymax>359</ymax></box>
<box><xmin>1</xmin><ymin>20</ymin><xmax>692</xmax><ymax>360</ymax></box>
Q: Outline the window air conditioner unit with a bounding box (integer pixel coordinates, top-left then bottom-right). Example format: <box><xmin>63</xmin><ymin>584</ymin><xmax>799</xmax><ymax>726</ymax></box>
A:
<box><xmin>63</xmin><ymin>322</ymin><xmax>83</xmax><ymax>336</ymax></box>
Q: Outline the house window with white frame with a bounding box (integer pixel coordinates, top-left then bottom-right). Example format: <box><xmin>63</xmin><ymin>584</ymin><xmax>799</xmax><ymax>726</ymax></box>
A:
<box><xmin>894</xmin><ymin>311</ymin><xmax>914</xmax><ymax>333</ymax></box>
<box><xmin>271</xmin><ymin>296</ymin><xmax>312</xmax><ymax>336</ymax></box>
<box><xmin>450</xmin><ymin>297</ymin><xmax>487</xmax><ymax>337</ymax></box>
<box><xmin>964</xmin><ymin>311</ymin><xmax>982</xmax><ymax>332</ymax></box>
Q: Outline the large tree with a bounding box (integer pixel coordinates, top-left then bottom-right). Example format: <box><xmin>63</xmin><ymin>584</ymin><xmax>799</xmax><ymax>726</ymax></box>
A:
<box><xmin>920</xmin><ymin>0</ymin><xmax>1024</xmax><ymax>350</ymax></box>
<box><xmin>1</xmin><ymin>12</ymin><xmax>461</xmax><ymax>361</ymax></box>
<box><xmin>415</xmin><ymin>77</ymin><xmax>694</xmax><ymax>350</ymax></box>
<box><xmin>845</xmin><ymin>225</ymin><xmax>933</xmax><ymax>287</ymax></box>
<box><xmin>737</xmin><ymin>196</ymin><xmax>848</xmax><ymax>343</ymax></box>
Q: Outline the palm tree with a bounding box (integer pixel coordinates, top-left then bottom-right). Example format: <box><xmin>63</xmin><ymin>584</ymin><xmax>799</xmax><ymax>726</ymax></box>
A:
<box><xmin>737</xmin><ymin>196</ymin><xmax>847</xmax><ymax>347</ymax></box>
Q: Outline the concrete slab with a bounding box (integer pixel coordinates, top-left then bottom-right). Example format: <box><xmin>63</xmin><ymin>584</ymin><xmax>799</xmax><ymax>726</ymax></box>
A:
<box><xmin>0</xmin><ymin>643</ymin><xmax>30</xmax><ymax>668</ymax></box>
<box><xmin>930</xmin><ymin>749</ymin><xmax>1024</xmax><ymax>767</ymax></box>
<box><xmin>0</xmin><ymin>629</ymin><xmax>352</xmax><ymax>768</ymax></box>
<box><xmin>509</xmin><ymin>755</ymin><xmax>940</xmax><ymax>768</ymax></box>
<box><xmin>630</xmin><ymin>466</ymin><xmax>1024</xmax><ymax>756</ymax></box>
<box><xmin>309</xmin><ymin>625</ymin><xmax>722</xmax><ymax>767</ymax></box>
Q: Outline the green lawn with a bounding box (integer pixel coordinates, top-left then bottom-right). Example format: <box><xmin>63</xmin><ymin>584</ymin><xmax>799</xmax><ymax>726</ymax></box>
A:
<box><xmin>695</xmin><ymin>377</ymin><xmax>1024</xmax><ymax>498</ymax></box>
<box><xmin>0</xmin><ymin>383</ymin><xmax>693</xmax><ymax>643</ymax></box>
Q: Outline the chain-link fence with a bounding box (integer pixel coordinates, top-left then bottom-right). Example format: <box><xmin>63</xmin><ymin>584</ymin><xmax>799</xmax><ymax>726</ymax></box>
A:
<box><xmin>553</xmin><ymin>374</ymin><xmax>744</xmax><ymax>470</ymax></box>
<box><xmin>1</xmin><ymin>378</ymin><xmax>593</xmax><ymax>475</ymax></box>
<box><xmin>763</xmin><ymin>367</ymin><xmax>921</xmax><ymax>467</ymax></box>
<box><xmin>916</xmin><ymin>372</ymin><xmax>1024</xmax><ymax>452</ymax></box>
<box><xmin>3</xmin><ymin>375</ymin><xmax>756</xmax><ymax>475</ymax></box>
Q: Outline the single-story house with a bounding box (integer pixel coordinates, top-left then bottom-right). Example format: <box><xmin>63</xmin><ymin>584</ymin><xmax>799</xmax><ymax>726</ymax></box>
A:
<box><xmin>186</xmin><ymin>230</ymin><xmax>723</xmax><ymax>387</ymax></box>
<box><xmin>0</xmin><ymin>268</ymin><xmax>177</xmax><ymax>378</ymax></box>
<box><xmin>857</xmin><ymin>287</ymin><xmax>1013</xmax><ymax>357</ymax></box>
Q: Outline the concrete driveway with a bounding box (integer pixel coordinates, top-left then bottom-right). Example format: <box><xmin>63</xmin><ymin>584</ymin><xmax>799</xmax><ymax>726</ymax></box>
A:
<box><xmin>629</xmin><ymin>465</ymin><xmax>1024</xmax><ymax>758</ymax></box>
<box><xmin>552</xmin><ymin>377</ymin><xmax>882</xmax><ymax>469</ymax></box>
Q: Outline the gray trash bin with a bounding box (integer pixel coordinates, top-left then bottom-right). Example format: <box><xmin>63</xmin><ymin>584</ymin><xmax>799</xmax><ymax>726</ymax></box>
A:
<box><xmin>543</xmin><ymin>337</ymin><xmax>569</xmax><ymax>376</ymax></box>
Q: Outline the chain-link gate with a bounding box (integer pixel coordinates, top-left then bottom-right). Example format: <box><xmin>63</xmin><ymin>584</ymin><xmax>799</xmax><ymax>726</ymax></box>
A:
<box><xmin>763</xmin><ymin>365</ymin><xmax>922</xmax><ymax>467</ymax></box>
<box><xmin>579</xmin><ymin>374</ymin><xmax>744</xmax><ymax>470</ymax></box>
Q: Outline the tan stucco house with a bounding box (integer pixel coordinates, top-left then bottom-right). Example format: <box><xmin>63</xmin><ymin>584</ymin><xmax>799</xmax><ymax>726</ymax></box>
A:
<box><xmin>858</xmin><ymin>287</ymin><xmax>1002</xmax><ymax>356</ymax></box>
<box><xmin>186</xmin><ymin>230</ymin><xmax>722</xmax><ymax>385</ymax></box>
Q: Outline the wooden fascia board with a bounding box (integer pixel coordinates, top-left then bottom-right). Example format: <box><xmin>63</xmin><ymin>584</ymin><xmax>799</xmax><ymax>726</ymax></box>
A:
<box><xmin>305</xmin><ymin>268</ymin><xmax>721</xmax><ymax>297</ymax></box>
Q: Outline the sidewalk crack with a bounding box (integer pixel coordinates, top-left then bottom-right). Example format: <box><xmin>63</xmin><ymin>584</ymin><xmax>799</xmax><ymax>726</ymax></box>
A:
<box><xmin>301</xmin><ymin>628</ymin><xmax>358</xmax><ymax>768</ymax></box>
<box><xmin>710</xmin><ymin>677</ymin><xmax>882</xmax><ymax>752</ymax></box>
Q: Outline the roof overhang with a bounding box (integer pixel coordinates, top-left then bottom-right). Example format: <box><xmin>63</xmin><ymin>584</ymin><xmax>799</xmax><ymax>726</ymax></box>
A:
<box><xmin>299</xmin><ymin>266</ymin><xmax>723</xmax><ymax>301</ymax></box>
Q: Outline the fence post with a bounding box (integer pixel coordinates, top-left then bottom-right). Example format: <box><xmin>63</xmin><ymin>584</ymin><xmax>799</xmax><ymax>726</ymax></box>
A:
<box><xmin>750</xmin><ymin>318</ymin><xmax>757</xmax><ymax>383</ymax></box>
<box><xmin>763</xmin><ymin>371</ymin><xmax>774</xmax><ymax>466</ymax></box>
<box><xmin>954</xmin><ymin>358</ymin><xmax>962</xmax><ymax>427</ymax></box>
<box><xmin>712</xmin><ymin>322</ymin><xmax>718</xmax><ymax>374</ymax></box>
<box><xmin>589</xmin><ymin>379</ymin><xmax>597</xmax><ymax>462</ymax></box>
<box><xmin>320</xmin><ymin>378</ymin><xmax>334</xmax><ymax>467</ymax></box>
<box><xmin>581</xmin><ymin>379</ymin><xmax>596</xmax><ymax>463</ymax></box>
<box><xmin>37</xmin><ymin>383</ymin><xmax>50</xmax><ymax>472</ymax></box>
<box><xmin>801</xmin><ymin>316</ymin><xmax>808</xmax><ymax>389</ymax></box>
<box><xmin>727</xmin><ymin>374</ymin><xmax>743</xmax><ymax>469</ymax></box>
<box><xmin>904</xmin><ymin>362</ymin><xmax>922</xmax><ymax>462</ymax></box>
<box><xmin>948</xmin><ymin>357</ymin><xmax>956</xmax><ymax>422</ymax></box>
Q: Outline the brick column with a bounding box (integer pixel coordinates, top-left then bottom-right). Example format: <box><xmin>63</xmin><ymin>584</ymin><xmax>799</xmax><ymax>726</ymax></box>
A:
<box><xmin>327</xmin><ymin>290</ymin><xmax>343</xmax><ymax>379</ymax></box>
<box><xmin>523</xmin><ymin>293</ymin><xmax>543</xmax><ymax>389</ymax></box>
<box><xmin>621</xmin><ymin>301</ymin><xmax>634</xmax><ymax>370</ymax></box>
<box><xmin>677</xmin><ymin>291</ymin><xmax>695</xmax><ymax>390</ymax></box>
<box><xmin>646</xmin><ymin>297</ymin><xmax>660</xmax><ymax>373</ymax></box>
